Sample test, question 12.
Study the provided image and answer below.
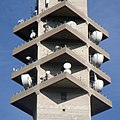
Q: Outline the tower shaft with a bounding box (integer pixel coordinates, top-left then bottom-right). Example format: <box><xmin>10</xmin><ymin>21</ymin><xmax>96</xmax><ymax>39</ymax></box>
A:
<box><xmin>11</xmin><ymin>0</ymin><xmax>112</xmax><ymax>120</ymax></box>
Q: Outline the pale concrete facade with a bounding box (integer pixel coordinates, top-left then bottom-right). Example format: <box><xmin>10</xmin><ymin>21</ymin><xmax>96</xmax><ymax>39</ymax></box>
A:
<box><xmin>11</xmin><ymin>0</ymin><xmax>112</xmax><ymax>120</ymax></box>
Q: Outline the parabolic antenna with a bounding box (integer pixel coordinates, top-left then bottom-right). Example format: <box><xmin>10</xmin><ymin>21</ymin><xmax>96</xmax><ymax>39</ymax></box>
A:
<box><xmin>46</xmin><ymin>0</ymin><xmax>49</xmax><ymax>4</ymax></box>
<box><xmin>63</xmin><ymin>62</ymin><xmax>71</xmax><ymax>69</ymax></box>
<box><xmin>46</xmin><ymin>71</ymin><xmax>50</xmax><ymax>75</ymax></box>
<box><xmin>90</xmin><ymin>31</ymin><xmax>103</xmax><ymax>44</ymax></box>
<box><xmin>26</xmin><ymin>56</ymin><xmax>31</xmax><ymax>60</ymax></box>
<box><xmin>67</xmin><ymin>21</ymin><xmax>77</xmax><ymax>29</ymax></box>
<box><xmin>93</xmin><ymin>74</ymin><xmax>104</xmax><ymax>92</ymax></box>
<box><xmin>55</xmin><ymin>45</ymin><xmax>60</xmax><ymax>51</ymax></box>
<box><xmin>93</xmin><ymin>79</ymin><xmax>104</xmax><ymax>92</ymax></box>
<box><xmin>21</xmin><ymin>74</ymin><xmax>32</xmax><ymax>89</ymax></box>
<box><xmin>30</xmin><ymin>29</ymin><xmax>36</xmax><ymax>39</ymax></box>
<box><xmin>63</xmin><ymin>62</ymin><xmax>72</xmax><ymax>74</ymax></box>
<box><xmin>91</xmin><ymin>53</ymin><xmax>104</xmax><ymax>67</ymax></box>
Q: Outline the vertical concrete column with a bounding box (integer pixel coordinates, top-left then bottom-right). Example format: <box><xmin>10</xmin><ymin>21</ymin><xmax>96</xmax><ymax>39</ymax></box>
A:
<box><xmin>37</xmin><ymin>43</ymin><xmax>45</xmax><ymax>84</ymax></box>
<box><xmin>72</xmin><ymin>0</ymin><xmax>91</xmax><ymax>119</ymax></box>
<box><xmin>33</xmin><ymin>90</ymin><xmax>41</xmax><ymax>120</ymax></box>
<box><xmin>86</xmin><ymin>67</ymin><xmax>91</xmax><ymax>87</ymax></box>
<box><xmin>33</xmin><ymin>35</ymin><xmax>42</xmax><ymax>120</ymax></box>
<box><xmin>33</xmin><ymin>99</ymin><xmax>37</xmax><ymax>120</ymax></box>
<box><xmin>33</xmin><ymin>4</ymin><xmax>46</xmax><ymax>119</ymax></box>
<box><xmin>86</xmin><ymin>43</ymin><xmax>90</xmax><ymax>62</ymax></box>
<box><xmin>33</xmin><ymin>4</ymin><xmax>42</xmax><ymax>119</ymax></box>
<box><xmin>37</xmin><ymin>15</ymin><xmax>42</xmax><ymax>83</ymax></box>
<box><xmin>38</xmin><ymin>0</ymin><xmax>41</xmax><ymax>14</ymax></box>
<box><xmin>37</xmin><ymin>14</ymin><xmax>43</xmax><ymax>83</ymax></box>
<box><xmin>37</xmin><ymin>42</ymin><xmax>41</xmax><ymax>60</ymax></box>
<box><xmin>87</xmin><ymin>93</ymin><xmax>92</xmax><ymax>120</ymax></box>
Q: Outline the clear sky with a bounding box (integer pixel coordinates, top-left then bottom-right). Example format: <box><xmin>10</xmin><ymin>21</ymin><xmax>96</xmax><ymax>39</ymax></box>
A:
<box><xmin>0</xmin><ymin>0</ymin><xmax>119</xmax><ymax>120</ymax></box>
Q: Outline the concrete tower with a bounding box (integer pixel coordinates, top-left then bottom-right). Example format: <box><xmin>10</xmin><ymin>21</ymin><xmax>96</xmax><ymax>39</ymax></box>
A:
<box><xmin>11</xmin><ymin>0</ymin><xmax>112</xmax><ymax>120</ymax></box>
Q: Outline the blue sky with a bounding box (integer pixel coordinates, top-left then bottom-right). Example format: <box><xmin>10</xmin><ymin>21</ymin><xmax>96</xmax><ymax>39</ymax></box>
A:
<box><xmin>0</xmin><ymin>0</ymin><xmax>119</xmax><ymax>120</ymax></box>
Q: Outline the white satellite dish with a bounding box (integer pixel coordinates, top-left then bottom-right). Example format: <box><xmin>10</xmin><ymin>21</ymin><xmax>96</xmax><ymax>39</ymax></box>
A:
<box><xmin>26</xmin><ymin>56</ymin><xmax>31</xmax><ymax>61</ymax></box>
<box><xmin>90</xmin><ymin>31</ymin><xmax>103</xmax><ymax>44</ymax></box>
<box><xmin>91</xmin><ymin>53</ymin><xmax>104</xmax><ymax>67</ymax></box>
<box><xmin>30</xmin><ymin>30</ymin><xmax>36</xmax><ymax>39</ymax></box>
<box><xmin>46</xmin><ymin>0</ymin><xmax>49</xmax><ymax>4</ymax></box>
<box><xmin>55</xmin><ymin>45</ymin><xmax>60</xmax><ymax>51</ymax></box>
<box><xmin>63</xmin><ymin>62</ymin><xmax>71</xmax><ymax>69</ymax></box>
<box><xmin>67</xmin><ymin>21</ymin><xmax>77</xmax><ymax>29</ymax></box>
<box><xmin>21</xmin><ymin>74</ymin><xmax>32</xmax><ymax>89</ymax></box>
<box><xmin>12</xmin><ymin>68</ymin><xmax>16</xmax><ymax>71</ymax></box>
<box><xmin>46</xmin><ymin>71</ymin><xmax>50</xmax><ymax>75</ymax></box>
<box><xmin>93</xmin><ymin>74</ymin><xmax>104</xmax><ymax>92</ymax></box>
<box><xmin>18</xmin><ymin>18</ymin><xmax>24</xmax><ymax>24</ymax></box>
<box><xmin>63</xmin><ymin>62</ymin><xmax>72</xmax><ymax>74</ymax></box>
<box><xmin>34</xmin><ymin>10</ymin><xmax>37</xmax><ymax>16</ymax></box>
<box><xmin>45</xmin><ymin>70</ymin><xmax>50</xmax><ymax>80</ymax></box>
